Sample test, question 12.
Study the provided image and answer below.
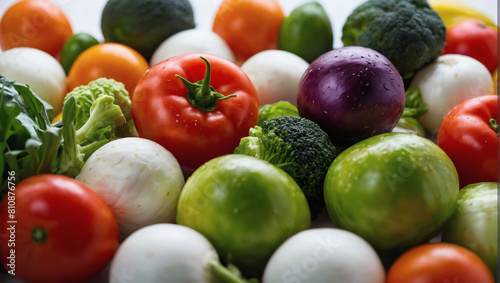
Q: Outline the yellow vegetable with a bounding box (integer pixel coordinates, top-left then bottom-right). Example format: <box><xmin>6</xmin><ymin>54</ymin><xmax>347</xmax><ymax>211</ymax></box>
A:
<box><xmin>52</xmin><ymin>112</ymin><xmax>63</xmax><ymax>124</ymax></box>
<box><xmin>430</xmin><ymin>0</ymin><xmax>497</xmax><ymax>28</ymax></box>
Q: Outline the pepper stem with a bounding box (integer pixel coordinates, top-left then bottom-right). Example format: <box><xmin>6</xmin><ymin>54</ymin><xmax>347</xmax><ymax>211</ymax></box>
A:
<box><xmin>490</xmin><ymin>118</ymin><xmax>498</xmax><ymax>133</ymax></box>
<box><xmin>175</xmin><ymin>56</ymin><xmax>236</xmax><ymax>112</ymax></box>
<box><xmin>32</xmin><ymin>227</ymin><xmax>48</xmax><ymax>244</ymax></box>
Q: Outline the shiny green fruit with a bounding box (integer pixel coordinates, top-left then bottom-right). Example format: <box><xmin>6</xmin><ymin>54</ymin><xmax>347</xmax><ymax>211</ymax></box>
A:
<box><xmin>442</xmin><ymin>182</ymin><xmax>498</xmax><ymax>278</ymax></box>
<box><xmin>60</xmin><ymin>33</ymin><xmax>99</xmax><ymax>74</ymax></box>
<box><xmin>324</xmin><ymin>133</ymin><xmax>459</xmax><ymax>254</ymax></box>
<box><xmin>176</xmin><ymin>154</ymin><xmax>310</xmax><ymax>278</ymax></box>
<box><xmin>278</xmin><ymin>2</ymin><xmax>333</xmax><ymax>63</ymax></box>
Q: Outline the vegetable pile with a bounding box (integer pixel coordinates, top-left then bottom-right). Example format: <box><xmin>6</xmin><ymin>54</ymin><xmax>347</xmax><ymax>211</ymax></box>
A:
<box><xmin>0</xmin><ymin>0</ymin><xmax>498</xmax><ymax>282</ymax></box>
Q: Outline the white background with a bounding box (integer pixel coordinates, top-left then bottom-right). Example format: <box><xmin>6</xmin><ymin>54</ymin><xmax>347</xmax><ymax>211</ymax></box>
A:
<box><xmin>0</xmin><ymin>0</ymin><xmax>497</xmax><ymax>282</ymax></box>
<box><xmin>0</xmin><ymin>0</ymin><xmax>497</xmax><ymax>51</ymax></box>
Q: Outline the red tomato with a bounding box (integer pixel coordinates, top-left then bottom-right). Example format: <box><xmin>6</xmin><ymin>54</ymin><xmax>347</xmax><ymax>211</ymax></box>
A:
<box><xmin>442</xmin><ymin>20</ymin><xmax>498</xmax><ymax>74</ymax></box>
<box><xmin>0</xmin><ymin>0</ymin><xmax>73</xmax><ymax>58</ymax></box>
<box><xmin>132</xmin><ymin>53</ymin><xmax>259</xmax><ymax>173</ymax></box>
<box><xmin>437</xmin><ymin>95</ymin><xmax>498</xmax><ymax>188</ymax></box>
<box><xmin>67</xmin><ymin>43</ymin><xmax>149</xmax><ymax>95</ymax></box>
<box><xmin>0</xmin><ymin>174</ymin><xmax>119</xmax><ymax>283</ymax></box>
<box><xmin>387</xmin><ymin>243</ymin><xmax>495</xmax><ymax>283</ymax></box>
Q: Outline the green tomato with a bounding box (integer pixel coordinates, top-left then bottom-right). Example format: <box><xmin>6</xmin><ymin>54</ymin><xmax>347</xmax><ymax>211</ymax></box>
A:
<box><xmin>278</xmin><ymin>2</ymin><xmax>333</xmax><ymax>63</ymax></box>
<box><xmin>176</xmin><ymin>154</ymin><xmax>310</xmax><ymax>277</ymax></box>
<box><xmin>60</xmin><ymin>33</ymin><xmax>99</xmax><ymax>74</ymax></box>
<box><xmin>324</xmin><ymin>133</ymin><xmax>459</xmax><ymax>254</ymax></box>
<box><xmin>392</xmin><ymin>117</ymin><xmax>426</xmax><ymax>137</ymax></box>
<box><xmin>441</xmin><ymin>182</ymin><xmax>498</xmax><ymax>278</ymax></box>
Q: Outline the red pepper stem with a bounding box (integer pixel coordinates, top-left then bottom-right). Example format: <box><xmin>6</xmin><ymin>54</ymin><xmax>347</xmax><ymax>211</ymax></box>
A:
<box><xmin>32</xmin><ymin>227</ymin><xmax>48</xmax><ymax>244</ymax></box>
<box><xmin>490</xmin><ymin>118</ymin><xmax>498</xmax><ymax>133</ymax></box>
<box><xmin>175</xmin><ymin>56</ymin><xmax>236</xmax><ymax>113</ymax></box>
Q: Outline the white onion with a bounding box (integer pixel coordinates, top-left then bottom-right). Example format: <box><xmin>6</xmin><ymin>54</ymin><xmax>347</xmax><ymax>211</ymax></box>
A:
<box><xmin>109</xmin><ymin>224</ymin><xmax>218</xmax><ymax>283</ymax></box>
<box><xmin>76</xmin><ymin>137</ymin><xmax>185</xmax><ymax>240</ymax></box>
<box><xmin>150</xmin><ymin>29</ymin><xmax>235</xmax><ymax>66</ymax></box>
<box><xmin>241</xmin><ymin>50</ymin><xmax>309</xmax><ymax>106</ymax></box>
<box><xmin>0</xmin><ymin>47</ymin><xmax>67</xmax><ymax>113</ymax></box>
<box><xmin>262</xmin><ymin>228</ymin><xmax>385</xmax><ymax>283</ymax></box>
<box><xmin>410</xmin><ymin>54</ymin><xmax>494</xmax><ymax>136</ymax></box>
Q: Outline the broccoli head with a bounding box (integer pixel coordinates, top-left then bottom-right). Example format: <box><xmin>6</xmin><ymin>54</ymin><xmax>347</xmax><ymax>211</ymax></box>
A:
<box><xmin>234</xmin><ymin>116</ymin><xmax>337</xmax><ymax>220</ymax></box>
<box><xmin>342</xmin><ymin>0</ymin><xmax>446</xmax><ymax>80</ymax></box>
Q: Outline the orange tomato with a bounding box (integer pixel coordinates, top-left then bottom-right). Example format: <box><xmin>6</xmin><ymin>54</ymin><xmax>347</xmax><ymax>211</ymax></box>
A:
<box><xmin>0</xmin><ymin>0</ymin><xmax>73</xmax><ymax>58</ymax></box>
<box><xmin>387</xmin><ymin>243</ymin><xmax>495</xmax><ymax>283</ymax></box>
<box><xmin>212</xmin><ymin>0</ymin><xmax>285</xmax><ymax>65</ymax></box>
<box><xmin>67</xmin><ymin>43</ymin><xmax>149</xmax><ymax>95</ymax></box>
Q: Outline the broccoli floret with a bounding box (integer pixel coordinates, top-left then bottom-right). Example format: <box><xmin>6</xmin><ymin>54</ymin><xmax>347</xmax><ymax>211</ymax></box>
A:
<box><xmin>234</xmin><ymin>116</ymin><xmax>337</xmax><ymax>219</ymax></box>
<box><xmin>64</xmin><ymin>77</ymin><xmax>134</xmax><ymax>136</ymax></box>
<box><xmin>342</xmin><ymin>0</ymin><xmax>446</xmax><ymax>79</ymax></box>
<box><xmin>54</xmin><ymin>78</ymin><xmax>135</xmax><ymax>177</ymax></box>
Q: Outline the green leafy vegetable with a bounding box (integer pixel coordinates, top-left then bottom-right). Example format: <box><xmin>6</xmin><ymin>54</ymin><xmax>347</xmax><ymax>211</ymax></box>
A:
<box><xmin>402</xmin><ymin>86</ymin><xmax>427</xmax><ymax>118</ymax></box>
<box><xmin>234</xmin><ymin>116</ymin><xmax>336</xmax><ymax>219</ymax></box>
<box><xmin>393</xmin><ymin>86</ymin><xmax>427</xmax><ymax>137</ymax></box>
<box><xmin>1</xmin><ymin>76</ymin><xmax>62</xmax><ymax>197</ymax></box>
<box><xmin>257</xmin><ymin>101</ymin><xmax>300</xmax><ymax>126</ymax></box>
<box><xmin>1</xmin><ymin>76</ymin><xmax>136</xmax><ymax>198</ymax></box>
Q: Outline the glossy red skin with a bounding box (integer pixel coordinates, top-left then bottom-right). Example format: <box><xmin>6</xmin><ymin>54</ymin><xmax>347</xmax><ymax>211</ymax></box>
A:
<box><xmin>0</xmin><ymin>174</ymin><xmax>119</xmax><ymax>283</ymax></box>
<box><xmin>297</xmin><ymin>46</ymin><xmax>405</xmax><ymax>148</ymax></box>
<box><xmin>442</xmin><ymin>20</ymin><xmax>498</xmax><ymax>74</ymax></box>
<box><xmin>132</xmin><ymin>53</ymin><xmax>259</xmax><ymax>172</ymax></box>
<box><xmin>387</xmin><ymin>243</ymin><xmax>495</xmax><ymax>283</ymax></box>
<box><xmin>437</xmin><ymin>95</ymin><xmax>498</xmax><ymax>188</ymax></box>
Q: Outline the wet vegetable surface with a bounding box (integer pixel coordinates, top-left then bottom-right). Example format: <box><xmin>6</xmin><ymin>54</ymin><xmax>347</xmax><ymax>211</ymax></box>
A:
<box><xmin>297</xmin><ymin>46</ymin><xmax>405</xmax><ymax>148</ymax></box>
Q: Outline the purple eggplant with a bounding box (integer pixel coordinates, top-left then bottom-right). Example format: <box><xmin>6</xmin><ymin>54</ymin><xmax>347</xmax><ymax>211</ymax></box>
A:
<box><xmin>297</xmin><ymin>46</ymin><xmax>405</xmax><ymax>148</ymax></box>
